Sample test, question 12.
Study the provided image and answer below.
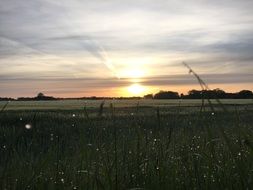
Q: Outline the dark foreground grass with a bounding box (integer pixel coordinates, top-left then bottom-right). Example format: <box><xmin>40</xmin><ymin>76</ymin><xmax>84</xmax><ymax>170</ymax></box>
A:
<box><xmin>0</xmin><ymin>105</ymin><xmax>253</xmax><ymax>190</ymax></box>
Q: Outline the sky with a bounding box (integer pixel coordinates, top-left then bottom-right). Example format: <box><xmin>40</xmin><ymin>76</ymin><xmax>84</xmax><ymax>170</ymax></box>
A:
<box><xmin>0</xmin><ymin>0</ymin><xmax>253</xmax><ymax>97</ymax></box>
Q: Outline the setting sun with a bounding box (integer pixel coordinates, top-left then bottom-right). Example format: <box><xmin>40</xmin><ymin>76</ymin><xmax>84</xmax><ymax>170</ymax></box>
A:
<box><xmin>127</xmin><ymin>83</ymin><xmax>146</xmax><ymax>96</ymax></box>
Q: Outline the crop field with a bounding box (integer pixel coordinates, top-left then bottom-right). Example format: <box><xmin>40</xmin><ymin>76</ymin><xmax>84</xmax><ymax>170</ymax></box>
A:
<box><xmin>1</xmin><ymin>99</ymin><xmax>252</xmax><ymax>111</ymax></box>
<box><xmin>1</xmin><ymin>99</ymin><xmax>253</xmax><ymax>189</ymax></box>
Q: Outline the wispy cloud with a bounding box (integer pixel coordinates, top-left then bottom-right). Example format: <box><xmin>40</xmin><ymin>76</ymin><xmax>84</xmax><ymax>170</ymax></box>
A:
<box><xmin>0</xmin><ymin>0</ymin><xmax>253</xmax><ymax>96</ymax></box>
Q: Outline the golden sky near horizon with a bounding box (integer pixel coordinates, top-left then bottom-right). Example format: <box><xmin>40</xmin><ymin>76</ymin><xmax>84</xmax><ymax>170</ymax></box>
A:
<box><xmin>0</xmin><ymin>0</ymin><xmax>253</xmax><ymax>97</ymax></box>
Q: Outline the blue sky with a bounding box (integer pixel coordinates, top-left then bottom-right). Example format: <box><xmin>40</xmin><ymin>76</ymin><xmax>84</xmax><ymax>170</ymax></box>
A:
<box><xmin>0</xmin><ymin>0</ymin><xmax>253</xmax><ymax>97</ymax></box>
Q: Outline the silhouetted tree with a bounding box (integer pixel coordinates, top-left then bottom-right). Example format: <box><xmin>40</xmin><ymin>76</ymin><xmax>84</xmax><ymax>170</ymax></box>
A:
<box><xmin>0</xmin><ymin>97</ymin><xmax>15</xmax><ymax>101</ymax></box>
<box><xmin>154</xmin><ymin>91</ymin><xmax>179</xmax><ymax>99</ymax></box>
<box><xmin>37</xmin><ymin>92</ymin><xmax>45</xmax><ymax>98</ymax></box>
<box><xmin>187</xmin><ymin>89</ymin><xmax>202</xmax><ymax>99</ymax></box>
<box><xmin>237</xmin><ymin>90</ymin><xmax>253</xmax><ymax>99</ymax></box>
<box><xmin>213</xmin><ymin>88</ymin><xmax>226</xmax><ymax>98</ymax></box>
<box><xmin>34</xmin><ymin>93</ymin><xmax>56</xmax><ymax>101</ymax></box>
<box><xmin>144</xmin><ymin>94</ymin><xmax>153</xmax><ymax>99</ymax></box>
<box><xmin>186</xmin><ymin>89</ymin><xmax>226</xmax><ymax>99</ymax></box>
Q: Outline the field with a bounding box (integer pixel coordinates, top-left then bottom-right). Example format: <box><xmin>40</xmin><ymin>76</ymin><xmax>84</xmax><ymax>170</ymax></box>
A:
<box><xmin>1</xmin><ymin>99</ymin><xmax>253</xmax><ymax>189</ymax></box>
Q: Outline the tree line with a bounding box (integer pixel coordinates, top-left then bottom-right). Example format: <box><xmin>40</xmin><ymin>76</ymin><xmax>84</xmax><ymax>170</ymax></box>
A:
<box><xmin>144</xmin><ymin>89</ymin><xmax>253</xmax><ymax>99</ymax></box>
<box><xmin>0</xmin><ymin>93</ymin><xmax>142</xmax><ymax>101</ymax></box>
<box><xmin>0</xmin><ymin>89</ymin><xmax>252</xmax><ymax>101</ymax></box>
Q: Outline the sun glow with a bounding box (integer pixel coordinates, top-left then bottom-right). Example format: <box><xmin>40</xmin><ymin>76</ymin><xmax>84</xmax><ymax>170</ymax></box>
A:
<box><xmin>127</xmin><ymin>83</ymin><xmax>146</xmax><ymax>96</ymax></box>
<box><xmin>117</xmin><ymin>58</ymin><xmax>151</xmax><ymax>79</ymax></box>
<box><xmin>120</xmin><ymin>69</ymin><xmax>145</xmax><ymax>79</ymax></box>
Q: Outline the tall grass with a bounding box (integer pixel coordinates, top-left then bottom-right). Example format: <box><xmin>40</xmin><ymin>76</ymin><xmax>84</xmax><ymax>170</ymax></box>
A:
<box><xmin>0</xmin><ymin>102</ymin><xmax>252</xmax><ymax>189</ymax></box>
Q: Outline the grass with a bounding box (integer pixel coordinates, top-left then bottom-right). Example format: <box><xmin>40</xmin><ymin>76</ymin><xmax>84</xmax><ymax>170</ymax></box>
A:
<box><xmin>0</xmin><ymin>99</ymin><xmax>252</xmax><ymax>110</ymax></box>
<box><xmin>0</xmin><ymin>99</ymin><xmax>253</xmax><ymax>189</ymax></box>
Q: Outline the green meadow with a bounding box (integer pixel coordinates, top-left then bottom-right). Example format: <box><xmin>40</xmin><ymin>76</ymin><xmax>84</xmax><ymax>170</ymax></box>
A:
<box><xmin>1</xmin><ymin>99</ymin><xmax>252</xmax><ymax>110</ymax></box>
<box><xmin>0</xmin><ymin>99</ymin><xmax>253</xmax><ymax>189</ymax></box>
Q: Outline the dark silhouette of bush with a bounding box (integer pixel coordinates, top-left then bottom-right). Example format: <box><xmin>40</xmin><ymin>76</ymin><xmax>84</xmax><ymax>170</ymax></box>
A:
<box><xmin>236</xmin><ymin>90</ymin><xmax>253</xmax><ymax>99</ymax></box>
<box><xmin>37</xmin><ymin>92</ymin><xmax>45</xmax><ymax>98</ymax></box>
<box><xmin>34</xmin><ymin>93</ymin><xmax>56</xmax><ymax>101</ymax></box>
<box><xmin>186</xmin><ymin>89</ymin><xmax>202</xmax><ymax>99</ymax></box>
<box><xmin>33</xmin><ymin>92</ymin><xmax>55</xmax><ymax>101</ymax></box>
<box><xmin>154</xmin><ymin>91</ymin><xmax>179</xmax><ymax>99</ymax></box>
<box><xmin>144</xmin><ymin>94</ymin><xmax>153</xmax><ymax>99</ymax></box>
<box><xmin>182</xmin><ymin>88</ymin><xmax>227</xmax><ymax>99</ymax></box>
<box><xmin>0</xmin><ymin>97</ymin><xmax>15</xmax><ymax>101</ymax></box>
<box><xmin>17</xmin><ymin>93</ymin><xmax>56</xmax><ymax>101</ymax></box>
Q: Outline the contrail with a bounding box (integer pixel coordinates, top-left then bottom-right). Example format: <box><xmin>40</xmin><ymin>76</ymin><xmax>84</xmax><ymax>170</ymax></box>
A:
<box><xmin>83</xmin><ymin>38</ymin><xmax>120</xmax><ymax>79</ymax></box>
<box><xmin>1</xmin><ymin>35</ymin><xmax>120</xmax><ymax>79</ymax></box>
<box><xmin>0</xmin><ymin>36</ymin><xmax>46</xmax><ymax>56</ymax></box>
<box><xmin>63</xmin><ymin>9</ymin><xmax>120</xmax><ymax>79</ymax></box>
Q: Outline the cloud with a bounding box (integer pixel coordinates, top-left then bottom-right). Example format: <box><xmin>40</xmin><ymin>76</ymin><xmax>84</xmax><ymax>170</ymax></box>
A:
<box><xmin>1</xmin><ymin>72</ymin><xmax>252</xmax><ymax>97</ymax></box>
<box><xmin>1</xmin><ymin>73</ymin><xmax>252</xmax><ymax>85</ymax></box>
<box><xmin>0</xmin><ymin>0</ymin><xmax>253</xmax><ymax>96</ymax></box>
